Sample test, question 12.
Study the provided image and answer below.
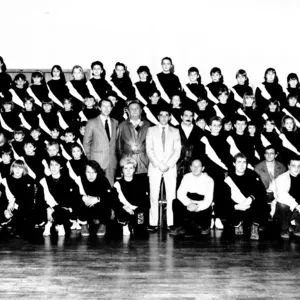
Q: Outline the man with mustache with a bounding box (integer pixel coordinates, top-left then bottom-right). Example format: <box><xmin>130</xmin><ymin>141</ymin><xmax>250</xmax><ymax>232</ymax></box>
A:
<box><xmin>177</xmin><ymin>108</ymin><xmax>206</xmax><ymax>186</ymax></box>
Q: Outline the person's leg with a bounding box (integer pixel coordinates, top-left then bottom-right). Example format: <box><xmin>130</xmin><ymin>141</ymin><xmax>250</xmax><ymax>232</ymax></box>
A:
<box><xmin>148</xmin><ymin>175</ymin><xmax>162</xmax><ymax>227</ymax></box>
<box><xmin>275</xmin><ymin>202</ymin><xmax>292</xmax><ymax>235</ymax></box>
<box><xmin>105</xmin><ymin>167</ymin><xmax>116</xmax><ymax>187</ymax></box>
<box><xmin>164</xmin><ymin>176</ymin><xmax>177</xmax><ymax>227</ymax></box>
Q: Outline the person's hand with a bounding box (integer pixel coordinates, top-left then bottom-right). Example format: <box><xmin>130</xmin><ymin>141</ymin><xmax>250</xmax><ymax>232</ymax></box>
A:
<box><xmin>159</xmin><ymin>163</ymin><xmax>169</xmax><ymax>172</ymax></box>
<box><xmin>86</xmin><ymin>196</ymin><xmax>99</xmax><ymax>207</ymax></box>
<box><xmin>244</xmin><ymin>196</ymin><xmax>253</xmax><ymax>207</ymax></box>
<box><xmin>7</xmin><ymin>201</ymin><xmax>15</xmax><ymax>213</ymax></box>
<box><xmin>47</xmin><ymin>207</ymin><xmax>54</xmax><ymax>222</ymax></box>
<box><xmin>187</xmin><ymin>203</ymin><xmax>197</xmax><ymax>212</ymax></box>
<box><xmin>123</xmin><ymin>205</ymin><xmax>134</xmax><ymax>215</ymax></box>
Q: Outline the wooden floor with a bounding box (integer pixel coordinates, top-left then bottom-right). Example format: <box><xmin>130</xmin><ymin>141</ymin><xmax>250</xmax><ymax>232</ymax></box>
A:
<box><xmin>0</xmin><ymin>224</ymin><xmax>300</xmax><ymax>300</ymax></box>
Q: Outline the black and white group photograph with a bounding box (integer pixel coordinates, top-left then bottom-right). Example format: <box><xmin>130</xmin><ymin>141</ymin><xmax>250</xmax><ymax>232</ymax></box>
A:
<box><xmin>0</xmin><ymin>0</ymin><xmax>300</xmax><ymax>299</ymax></box>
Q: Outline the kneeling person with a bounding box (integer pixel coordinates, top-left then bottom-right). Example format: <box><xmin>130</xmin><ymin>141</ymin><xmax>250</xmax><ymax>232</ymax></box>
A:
<box><xmin>171</xmin><ymin>159</ymin><xmax>214</xmax><ymax>236</ymax></box>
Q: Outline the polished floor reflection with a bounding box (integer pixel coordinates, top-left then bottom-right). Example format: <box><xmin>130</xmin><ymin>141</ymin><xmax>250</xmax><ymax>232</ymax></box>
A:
<box><xmin>0</xmin><ymin>225</ymin><xmax>300</xmax><ymax>299</ymax></box>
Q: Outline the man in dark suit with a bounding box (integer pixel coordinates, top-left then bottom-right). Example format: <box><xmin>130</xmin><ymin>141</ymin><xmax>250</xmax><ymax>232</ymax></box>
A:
<box><xmin>255</xmin><ymin>145</ymin><xmax>286</xmax><ymax>203</ymax></box>
<box><xmin>83</xmin><ymin>99</ymin><xmax>118</xmax><ymax>186</ymax></box>
<box><xmin>177</xmin><ymin>108</ymin><xmax>206</xmax><ymax>186</ymax></box>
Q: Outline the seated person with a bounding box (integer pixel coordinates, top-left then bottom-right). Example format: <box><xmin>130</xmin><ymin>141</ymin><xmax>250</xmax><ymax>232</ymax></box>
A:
<box><xmin>38</xmin><ymin>156</ymin><xmax>81</xmax><ymax>236</ymax></box>
<box><xmin>224</xmin><ymin>153</ymin><xmax>268</xmax><ymax>240</ymax></box>
<box><xmin>0</xmin><ymin>145</ymin><xmax>13</xmax><ymax>181</ymax></box>
<box><xmin>170</xmin><ymin>159</ymin><xmax>214</xmax><ymax>237</ymax></box>
<box><xmin>255</xmin><ymin>145</ymin><xmax>286</xmax><ymax>204</ymax></box>
<box><xmin>73</xmin><ymin>160</ymin><xmax>112</xmax><ymax>236</ymax></box>
<box><xmin>275</xmin><ymin>155</ymin><xmax>300</xmax><ymax>239</ymax></box>
<box><xmin>112</xmin><ymin>156</ymin><xmax>149</xmax><ymax>236</ymax></box>
<box><xmin>1</xmin><ymin>160</ymin><xmax>35</xmax><ymax>236</ymax></box>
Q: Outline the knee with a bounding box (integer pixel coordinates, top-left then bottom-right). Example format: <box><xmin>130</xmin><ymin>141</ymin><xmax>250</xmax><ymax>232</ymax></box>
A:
<box><xmin>276</xmin><ymin>202</ymin><xmax>291</xmax><ymax>213</ymax></box>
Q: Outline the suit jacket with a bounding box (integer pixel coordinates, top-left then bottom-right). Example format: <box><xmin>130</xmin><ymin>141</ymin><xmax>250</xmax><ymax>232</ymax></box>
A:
<box><xmin>254</xmin><ymin>160</ymin><xmax>286</xmax><ymax>190</ymax></box>
<box><xmin>83</xmin><ymin>116</ymin><xmax>118</xmax><ymax>170</ymax></box>
<box><xmin>146</xmin><ymin>124</ymin><xmax>181</xmax><ymax>178</ymax></box>
<box><xmin>116</xmin><ymin>118</ymin><xmax>151</xmax><ymax>174</ymax></box>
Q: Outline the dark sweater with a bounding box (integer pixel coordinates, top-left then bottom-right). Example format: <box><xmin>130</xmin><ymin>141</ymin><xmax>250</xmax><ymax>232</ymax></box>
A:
<box><xmin>0</xmin><ymin>72</ymin><xmax>12</xmax><ymax>94</ymax></box>
<box><xmin>30</xmin><ymin>84</ymin><xmax>49</xmax><ymax>101</ymax></box>
<box><xmin>157</xmin><ymin>72</ymin><xmax>182</xmax><ymax>99</ymax></box>
<box><xmin>47</xmin><ymin>79</ymin><xmax>69</xmax><ymax>102</ymax></box>
<box><xmin>135</xmin><ymin>80</ymin><xmax>157</xmax><ymax>102</ymax></box>
<box><xmin>89</xmin><ymin>78</ymin><xmax>112</xmax><ymax>99</ymax></box>
<box><xmin>111</xmin><ymin>76</ymin><xmax>136</xmax><ymax>100</ymax></box>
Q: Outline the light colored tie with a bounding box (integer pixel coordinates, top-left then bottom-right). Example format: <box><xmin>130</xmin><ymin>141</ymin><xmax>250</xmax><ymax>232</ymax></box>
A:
<box><xmin>162</xmin><ymin>127</ymin><xmax>166</xmax><ymax>152</ymax></box>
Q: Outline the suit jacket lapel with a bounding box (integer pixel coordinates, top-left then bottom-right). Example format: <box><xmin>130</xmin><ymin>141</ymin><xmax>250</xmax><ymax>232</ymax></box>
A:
<box><xmin>97</xmin><ymin>116</ymin><xmax>109</xmax><ymax>142</ymax></box>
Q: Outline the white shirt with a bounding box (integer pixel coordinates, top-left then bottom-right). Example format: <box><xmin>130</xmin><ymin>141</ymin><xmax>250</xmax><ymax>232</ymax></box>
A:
<box><xmin>177</xmin><ymin>172</ymin><xmax>214</xmax><ymax>211</ymax></box>
<box><xmin>181</xmin><ymin>123</ymin><xmax>193</xmax><ymax>139</ymax></box>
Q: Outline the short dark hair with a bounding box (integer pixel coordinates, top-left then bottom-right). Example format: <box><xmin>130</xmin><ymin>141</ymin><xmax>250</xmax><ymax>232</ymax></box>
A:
<box><xmin>99</xmin><ymin>99</ymin><xmax>113</xmax><ymax>107</ymax></box>
<box><xmin>265</xmin><ymin>145</ymin><xmax>277</xmax><ymax>154</ymax></box>
<box><xmin>85</xmin><ymin>160</ymin><xmax>104</xmax><ymax>175</ymax></box>
<box><xmin>233</xmin><ymin>152</ymin><xmax>247</xmax><ymax>163</ymax></box>
<box><xmin>289</xmin><ymin>155</ymin><xmax>300</xmax><ymax>165</ymax></box>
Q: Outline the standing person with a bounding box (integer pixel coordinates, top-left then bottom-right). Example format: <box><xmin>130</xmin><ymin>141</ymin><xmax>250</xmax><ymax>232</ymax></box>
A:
<box><xmin>83</xmin><ymin>99</ymin><xmax>118</xmax><ymax>186</ymax></box>
<box><xmin>275</xmin><ymin>155</ymin><xmax>300</xmax><ymax>239</ymax></box>
<box><xmin>224</xmin><ymin>153</ymin><xmax>268</xmax><ymax>240</ymax></box>
<box><xmin>177</xmin><ymin>108</ymin><xmax>206</xmax><ymax>186</ymax></box>
<box><xmin>146</xmin><ymin>107</ymin><xmax>181</xmax><ymax>231</ymax></box>
<box><xmin>155</xmin><ymin>57</ymin><xmax>182</xmax><ymax>104</ymax></box>
<box><xmin>87</xmin><ymin>61</ymin><xmax>112</xmax><ymax>102</ymax></box>
<box><xmin>0</xmin><ymin>56</ymin><xmax>12</xmax><ymax>98</ymax></box>
<box><xmin>117</xmin><ymin>101</ymin><xmax>151</xmax><ymax>176</ymax></box>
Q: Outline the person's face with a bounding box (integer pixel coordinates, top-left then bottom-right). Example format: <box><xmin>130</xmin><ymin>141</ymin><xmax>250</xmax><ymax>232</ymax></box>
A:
<box><xmin>139</xmin><ymin>71</ymin><xmax>148</xmax><ymax>82</ymax></box>
<box><xmin>2</xmin><ymin>153</ymin><xmax>11</xmax><ymax>164</ymax></box>
<box><xmin>100</xmin><ymin>100</ymin><xmax>112</xmax><ymax>117</ymax></box>
<box><xmin>289</xmin><ymin>160</ymin><xmax>300</xmax><ymax>177</ymax></box>
<box><xmin>50</xmin><ymin>161</ymin><xmax>62</xmax><ymax>176</ymax></box>
<box><xmin>43</xmin><ymin>103</ymin><xmax>52</xmax><ymax>113</ymax></box>
<box><xmin>72</xmin><ymin>147</ymin><xmax>82</xmax><ymax>160</ymax></box>
<box><xmin>245</xmin><ymin>97</ymin><xmax>254</xmax><ymax>107</ymax></box>
<box><xmin>265</xmin><ymin>121</ymin><xmax>274</xmax><ymax>132</ymax></box>
<box><xmin>47</xmin><ymin>145</ymin><xmax>59</xmax><ymax>157</ymax></box>
<box><xmin>284</xmin><ymin>118</ymin><xmax>294</xmax><ymax>131</ymax></box>
<box><xmin>162</xmin><ymin>59</ymin><xmax>172</xmax><ymax>72</ymax></box>
<box><xmin>84</xmin><ymin>97</ymin><xmax>95</xmax><ymax>108</ymax></box>
<box><xmin>211</xmin><ymin>72</ymin><xmax>221</xmax><ymax>82</ymax></box>
<box><xmin>86</xmin><ymin>165</ymin><xmax>97</xmax><ymax>182</ymax></box>
<box><xmin>288</xmin><ymin>97</ymin><xmax>297</xmax><ymax>107</ymax></box>
<box><xmin>289</xmin><ymin>78</ymin><xmax>298</xmax><ymax>88</ymax></box>
<box><xmin>0</xmin><ymin>134</ymin><xmax>6</xmax><ymax>147</ymax></box>
<box><xmin>190</xmin><ymin>160</ymin><xmax>203</xmax><ymax>176</ymax></box>
<box><xmin>3</xmin><ymin>103</ymin><xmax>12</xmax><ymax>112</ymax></box>
<box><xmin>63</xmin><ymin>100</ymin><xmax>72</xmax><ymax>111</ymax></box>
<box><xmin>189</xmin><ymin>71</ymin><xmax>199</xmax><ymax>83</ymax></box>
<box><xmin>116</xmin><ymin>66</ymin><xmax>125</xmax><ymax>78</ymax></box>
<box><xmin>234</xmin><ymin>157</ymin><xmax>247</xmax><ymax>175</ymax></box>
<box><xmin>264</xmin><ymin>148</ymin><xmax>276</xmax><ymax>162</ymax></box>
<box><xmin>14</xmin><ymin>133</ymin><xmax>24</xmax><ymax>142</ymax></box>
<box><xmin>50</xmin><ymin>129</ymin><xmax>60</xmax><ymax>139</ymax></box>
<box><xmin>79</xmin><ymin>126</ymin><xmax>85</xmax><ymax>136</ymax></box>
<box><xmin>248</xmin><ymin>125</ymin><xmax>256</xmax><ymax>136</ymax></box>
<box><xmin>92</xmin><ymin>65</ymin><xmax>103</xmax><ymax>78</ymax></box>
<box><xmin>12</xmin><ymin>165</ymin><xmax>24</xmax><ymax>179</ymax></box>
<box><xmin>123</xmin><ymin>164</ymin><xmax>135</xmax><ymax>178</ymax></box>
<box><xmin>16</xmin><ymin>77</ymin><xmax>26</xmax><ymax>88</ymax></box>
<box><xmin>149</xmin><ymin>93</ymin><xmax>160</xmax><ymax>104</ymax></box>
<box><xmin>219</xmin><ymin>93</ymin><xmax>228</xmax><ymax>103</ymax></box>
<box><xmin>24</xmin><ymin>100</ymin><xmax>33</xmax><ymax>111</ymax></box>
<box><xmin>197</xmin><ymin>100</ymin><xmax>208</xmax><ymax>110</ymax></box>
<box><xmin>266</xmin><ymin>71</ymin><xmax>275</xmax><ymax>83</ymax></box>
<box><xmin>52</xmin><ymin>67</ymin><xmax>60</xmax><ymax>79</ymax></box>
<box><xmin>197</xmin><ymin>119</ymin><xmax>206</xmax><ymax>130</ymax></box>
<box><xmin>65</xmin><ymin>133</ymin><xmax>75</xmax><ymax>143</ymax></box>
<box><xmin>224</xmin><ymin>121</ymin><xmax>232</xmax><ymax>131</ymax></box>
<box><xmin>237</xmin><ymin>74</ymin><xmax>246</xmax><ymax>85</ymax></box>
<box><xmin>181</xmin><ymin>110</ymin><xmax>193</xmax><ymax>126</ymax></box>
<box><xmin>171</xmin><ymin>95</ymin><xmax>181</xmax><ymax>108</ymax></box>
<box><xmin>73</xmin><ymin>68</ymin><xmax>83</xmax><ymax>80</ymax></box>
<box><xmin>158</xmin><ymin>111</ymin><xmax>171</xmax><ymax>126</ymax></box>
<box><xmin>107</xmin><ymin>96</ymin><xmax>117</xmax><ymax>106</ymax></box>
<box><xmin>235</xmin><ymin>120</ymin><xmax>247</xmax><ymax>134</ymax></box>
<box><xmin>210</xmin><ymin>120</ymin><xmax>222</xmax><ymax>135</ymax></box>
<box><xmin>30</xmin><ymin>130</ymin><xmax>40</xmax><ymax>140</ymax></box>
<box><xmin>128</xmin><ymin>103</ymin><xmax>141</xmax><ymax>120</ymax></box>
<box><xmin>269</xmin><ymin>102</ymin><xmax>277</xmax><ymax>112</ymax></box>
<box><xmin>33</xmin><ymin>76</ymin><xmax>42</xmax><ymax>84</ymax></box>
<box><xmin>24</xmin><ymin>144</ymin><xmax>36</xmax><ymax>155</ymax></box>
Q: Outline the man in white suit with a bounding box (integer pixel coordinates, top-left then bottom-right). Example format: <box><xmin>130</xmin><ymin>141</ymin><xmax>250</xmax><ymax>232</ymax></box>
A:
<box><xmin>146</xmin><ymin>107</ymin><xmax>181</xmax><ymax>231</ymax></box>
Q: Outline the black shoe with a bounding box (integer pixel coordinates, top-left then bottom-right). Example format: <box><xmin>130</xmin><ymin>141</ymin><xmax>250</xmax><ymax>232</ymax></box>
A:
<box><xmin>147</xmin><ymin>226</ymin><xmax>158</xmax><ymax>233</ymax></box>
<box><xmin>169</xmin><ymin>226</ymin><xmax>185</xmax><ymax>236</ymax></box>
<box><xmin>293</xmin><ymin>227</ymin><xmax>300</xmax><ymax>237</ymax></box>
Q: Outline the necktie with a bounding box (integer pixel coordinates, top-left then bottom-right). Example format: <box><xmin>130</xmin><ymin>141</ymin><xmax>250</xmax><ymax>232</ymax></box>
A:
<box><xmin>162</xmin><ymin>127</ymin><xmax>166</xmax><ymax>152</ymax></box>
<box><xmin>105</xmin><ymin>119</ymin><xmax>110</xmax><ymax>141</ymax></box>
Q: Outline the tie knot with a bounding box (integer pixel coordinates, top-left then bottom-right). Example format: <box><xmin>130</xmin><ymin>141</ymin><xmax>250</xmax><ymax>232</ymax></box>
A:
<box><xmin>162</xmin><ymin>127</ymin><xmax>165</xmax><ymax>130</ymax></box>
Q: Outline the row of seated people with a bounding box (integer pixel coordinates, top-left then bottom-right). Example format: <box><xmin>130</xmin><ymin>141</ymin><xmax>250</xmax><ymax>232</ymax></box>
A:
<box><xmin>0</xmin><ymin>148</ymin><xmax>299</xmax><ymax>241</ymax></box>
